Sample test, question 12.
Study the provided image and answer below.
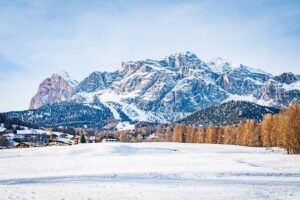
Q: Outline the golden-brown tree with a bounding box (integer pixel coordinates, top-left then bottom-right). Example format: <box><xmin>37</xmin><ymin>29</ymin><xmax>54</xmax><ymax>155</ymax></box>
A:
<box><xmin>243</xmin><ymin>119</ymin><xmax>259</xmax><ymax>146</ymax></box>
<box><xmin>284</xmin><ymin>104</ymin><xmax>300</xmax><ymax>154</ymax></box>
<box><xmin>173</xmin><ymin>124</ymin><xmax>186</xmax><ymax>143</ymax></box>
<box><xmin>270</xmin><ymin>115</ymin><xmax>280</xmax><ymax>147</ymax></box>
<box><xmin>235</xmin><ymin>123</ymin><xmax>245</xmax><ymax>145</ymax></box>
<box><xmin>165</xmin><ymin>127</ymin><xmax>172</xmax><ymax>142</ymax></box>
<box><xmin>261</xmin><ymin>114</ymin><xmax>272</xmax><ymax>147</ymax></box>
<box><xmin>167</xmin><ymin>103</ymin><xmax>300</xmax><ymax>154</ymax></box>
<box><xmin>205</xmin><ymin>125</ymin><xmax>217</xmax><ymax>144</ymax></box>
<box><xmin>216</xmin><ymin>127</ymin><xmax>224</xmax><ymax>144</ymax></box>
<box><xmin>186</xmin><ymin>126</ymin><xmax>196</xmax><ymax>143</ymax></box>
<box><xmin>195</xmin><ymin>127</ymin><xmax>205</xmax><ymax>143</ymax></box>
<box><xmin>223</xmin><ymin>126</ymin><xmax>233</xmax><ymax>145</ymax></box>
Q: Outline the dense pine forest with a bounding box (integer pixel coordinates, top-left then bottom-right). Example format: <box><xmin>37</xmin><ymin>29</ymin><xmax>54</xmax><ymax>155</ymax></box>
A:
<box><xmin>172</xmin><ymin>104</ymin><xmax>300</xmax><ymax>154</ymax></box>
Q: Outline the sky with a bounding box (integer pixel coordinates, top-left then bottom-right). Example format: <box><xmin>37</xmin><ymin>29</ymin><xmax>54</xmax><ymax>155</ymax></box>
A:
<box><xmin>0</xmin><ymin>0</ymin><xmax>300</xmax><ymax>112</ymax></box>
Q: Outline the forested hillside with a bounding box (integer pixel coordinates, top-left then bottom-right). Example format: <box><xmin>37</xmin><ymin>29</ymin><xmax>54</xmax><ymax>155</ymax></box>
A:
<box><xmin>172</xmin><ymin>104</ymin><xmax>300</xmax><ymax>154</ymax></box>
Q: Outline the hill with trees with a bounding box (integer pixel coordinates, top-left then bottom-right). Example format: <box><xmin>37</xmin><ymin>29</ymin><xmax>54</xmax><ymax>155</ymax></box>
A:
<box><xmin>172</xmin><ymin>103</ymin><xmax>300</xmax><ymax>154</ymax></box>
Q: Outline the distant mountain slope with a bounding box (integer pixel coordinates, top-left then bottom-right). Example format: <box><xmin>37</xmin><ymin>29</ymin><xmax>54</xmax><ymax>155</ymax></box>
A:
<box><xmin>5</xmin><ymin>102</ymin><xmax>113</xmax><ymax>128</ymax></box>
<box><xmin>179</xmin><ymin>101</ymin><xmax>280</xmax><ymax>127</ymax></box>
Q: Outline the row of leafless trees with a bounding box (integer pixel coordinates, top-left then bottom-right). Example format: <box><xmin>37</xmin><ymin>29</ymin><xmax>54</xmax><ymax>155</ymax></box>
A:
<box><xmin>172</xmin><ymin>104</ymin><xmax>300</xmax><ymax>154</ymax></box>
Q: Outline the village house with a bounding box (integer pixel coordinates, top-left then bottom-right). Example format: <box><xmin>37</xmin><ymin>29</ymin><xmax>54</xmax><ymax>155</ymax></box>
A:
<box><xmin>0</xmin><ymin>127</ymin><xmax>6</xmax><ymax>135</ymax></box>
<box><xmin>72</xmin><ymin>135</ymin><xmax>81</xmax><ymax>144</ymax></box>
<box><xmin>48</xmin><ymin>140</ymin><xmax>71</xmax><ymax>146</ymax></box>
<box><xmin>17</xmin><ymin>142</ymin><xmax>30</xmax><ymax>148</ymax></box>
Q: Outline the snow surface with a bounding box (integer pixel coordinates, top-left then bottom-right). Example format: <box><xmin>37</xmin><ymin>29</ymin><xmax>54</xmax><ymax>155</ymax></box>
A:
<box><xmin>55</xmin><ymin>70</ymin><xmax>78</xmax><ymax>87</ymax></box>
<box><xmin>225</xmin><ymin>94</ymin><xmax>257</xmax><ymax>103</ymax></box>
<box><xmin>238</xmin><ymin>65</ymin><xmax>271</xmax><ymax>75</ymax></box>
<box><xmin>224</xmin><ymin>94</ymin><xmax>278</xmax><ymax>107</ymax></box>
<box><xmin>207</xmin><ymin>57</ymin><xmax>232</xmax><ymax>73</ymax></box>
<box><xmin>282</xmin><ymin>81</ymin><xmax>300</xmax><ymax>91</ymax></box>
<box><xmin>0</xmin><ymin>143</ymin><xmax>299</xmax><ymax>200</ymax></box>
<box><xmin>116</xmin><ymin>121</ymin><xmax>135</xmax><ymax>131</ymax></box>
<box><xmin>99</xmin><ymin>90</ymin><xmax>163</xmax><ymax>122</ymax></box>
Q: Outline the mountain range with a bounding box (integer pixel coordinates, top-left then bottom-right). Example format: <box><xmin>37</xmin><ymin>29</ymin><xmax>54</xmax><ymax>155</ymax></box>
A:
<box><xmin>3</xmin><ymin>51</ymin><xmax>300</xmax><ymax>128</ymax></box>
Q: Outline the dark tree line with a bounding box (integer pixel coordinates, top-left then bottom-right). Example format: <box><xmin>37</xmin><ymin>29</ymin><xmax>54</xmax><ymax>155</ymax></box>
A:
<box><xmin>0</xmin><ymin>114</ymin><xmax>39</xmax><ymax>130</ymax></box>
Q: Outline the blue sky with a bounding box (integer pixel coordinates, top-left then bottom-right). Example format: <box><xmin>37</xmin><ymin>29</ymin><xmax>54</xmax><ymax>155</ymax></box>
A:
<box><xmin>0</xmin><ymin>0</ymin><xmax>300</xmax><ymax>112</ymax></box>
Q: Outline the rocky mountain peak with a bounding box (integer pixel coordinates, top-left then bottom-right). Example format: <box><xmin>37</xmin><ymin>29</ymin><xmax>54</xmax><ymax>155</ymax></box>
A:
<box><xmin>163</xmin><ymin>51</ymin><xmax>210</xmax><ymax>72</ymax></box>
<box><xmin>53</xmin><ymin>71</ymin><xmax>78</xmax><ymax>87</ymax></box>
<box><xmin>207</xmin><ymin>57</ymin><xmax>232</xmax><ymax>74</ymax></box>
<box><xmin>29</xmin><ymin>72</ymin><xmax>76</xmax><ymax>109</ymax></box>
<box><xmin>273</xmin><ymin>72</ymin><xmax>298</xmax><ymax>84</ymax></box>
<box><xmin>73</xmin><ymin>71</ymin><xmax>117</xmax><ymax>93</ymax></box>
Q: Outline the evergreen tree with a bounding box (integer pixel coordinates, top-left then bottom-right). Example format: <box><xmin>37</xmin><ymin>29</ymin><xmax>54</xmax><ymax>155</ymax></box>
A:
<box><xmin>80</xmin><ymin>134</ymin><xmax>86</xmax><ymax>143</ymax></box>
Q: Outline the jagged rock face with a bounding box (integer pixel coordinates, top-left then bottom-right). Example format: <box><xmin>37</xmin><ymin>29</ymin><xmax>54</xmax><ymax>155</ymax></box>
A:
<box><xmin>273</xmin><ymin>72</ymin><xmax>298</xmax><ymax>84</ymax></box>
<box><xmin>29</xmin><ymin>73</ymin><xmax>76</xmax><ymax>109</ymax></box>
<box><xmin>104</xmin><ymin>52</ymin><xmax>229</xmax><ymax>121</ymax></box>
<box><xmin>73</xmin><ymin>71</ymin><xmax>117</xmax><ymax>93</ymax></box>
<box><xmin>214</xmin><ymin>65</ymin><xmax>272</xmax><ymax>95</ymax></box>
<box><xmin>254</xmin><ymin>79</ymin><xmax>300</xmax><ymax>107</ymax></box>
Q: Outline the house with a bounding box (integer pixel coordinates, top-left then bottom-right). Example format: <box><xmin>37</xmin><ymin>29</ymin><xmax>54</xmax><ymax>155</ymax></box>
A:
<box><xmin>0</xmin><ymin>127</ymin><xmax>6</xmax><ymax>135</ymax></box>
<box><xmin>102</xmin><ymin>138</ymin><xmax>119</xmax><ymax>143</ymax></box>
<box><xmin>60</xmin><ymin>133</ymin><xmax>69</xmax><ymax>138</ymax></box>
<box><xmin>13</xmin><ymin>130</ymin><xmax>50</xmax><ymax>146</ymax></box>
<box><xmin>101</xmin><ymin>135</ymin><xmax>119</xmax><ymax>143</ymax></box>
<box><xmin>87</xmin><ymin>136</ymin><xmax>96</xmax><ymax>143</ymax></box>
<box><xmin>9</xmin><ymin>141</ymin><xmax>30</xmax><ymax>148</ymax></box>
<box><xmin>48</xmin><ymin>140</ymin><xmax>71</xmax><ymax>146</ymax></box>
<box><xmin>17</xmin><ymin>142</ymin><xmax>30</xmax><ymax>148</ymax></box>
<box><xmin>50</xmin><ymin>133</ymin><xmax>58</xmax><ymax>140</ymax></box>
<box><xmin>72</xmin><ymin>135</ymin><xmax>81</xmax><ymax>144</ymax></box>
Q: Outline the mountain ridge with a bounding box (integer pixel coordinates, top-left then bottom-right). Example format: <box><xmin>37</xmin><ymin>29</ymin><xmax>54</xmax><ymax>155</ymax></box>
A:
<box><xmin>6</xmin><ymin>51</ymin><xmax>300</xmax><ymax>128</ymax></box>
<box><xmin>179</xmin><ymin>100</ymin><xmax>280</xmax><ymax>127</ymax></box>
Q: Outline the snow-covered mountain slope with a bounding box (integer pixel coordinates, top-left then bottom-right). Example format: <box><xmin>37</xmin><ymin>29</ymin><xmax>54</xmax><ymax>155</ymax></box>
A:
<box><xmin>8</xmin><ymin>102</ymin><xmax>113</xmax><ymax>128</ymax></box>
<box><xmin>18</xmin><ymin>51</ymin><xmax>300</xmax><ymax>126</ymax></box>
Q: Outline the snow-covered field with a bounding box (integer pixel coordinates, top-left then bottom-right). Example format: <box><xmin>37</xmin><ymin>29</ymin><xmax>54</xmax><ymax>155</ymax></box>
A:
<box><xmin>0</xmin><ymin>143</ymin><xmax>300</xmax><ymax>200</ymax></box>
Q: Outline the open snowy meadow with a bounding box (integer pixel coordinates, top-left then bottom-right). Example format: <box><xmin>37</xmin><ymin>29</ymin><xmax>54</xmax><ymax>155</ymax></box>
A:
<box><xmin>0</xmin><ymin>143</ymin><xmax>300</xmax><ymax>200</ymax></box>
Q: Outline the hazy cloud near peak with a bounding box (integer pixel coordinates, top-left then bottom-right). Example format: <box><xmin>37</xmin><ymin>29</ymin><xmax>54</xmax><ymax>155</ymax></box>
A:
<box><xmin>0</xmin><ymin>0</ymin><xmax>300</xmax><ymax>112</ymax></box>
